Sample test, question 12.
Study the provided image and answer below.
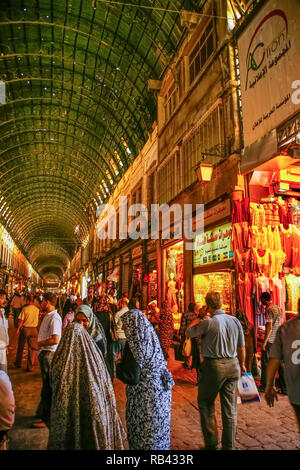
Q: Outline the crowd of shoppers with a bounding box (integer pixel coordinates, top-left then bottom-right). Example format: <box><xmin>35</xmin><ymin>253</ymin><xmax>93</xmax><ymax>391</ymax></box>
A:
<box><xmin>0</xmin><ymin>285</ymin><xmax>299</xmax><ymax>451</ymax></box>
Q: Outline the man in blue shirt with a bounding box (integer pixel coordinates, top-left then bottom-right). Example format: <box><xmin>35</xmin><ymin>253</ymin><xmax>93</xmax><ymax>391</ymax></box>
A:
<box><xmin>186</xmin><ymin>292</ymin><xmax>246</xmax><ymax>450</ymax></box>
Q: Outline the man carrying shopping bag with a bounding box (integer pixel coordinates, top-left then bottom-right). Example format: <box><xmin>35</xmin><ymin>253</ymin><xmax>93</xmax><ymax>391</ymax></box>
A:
<box><xmin>186</xmin><ymin>292</ymin><xmax>246</xmax><ymax>450</ymax></box>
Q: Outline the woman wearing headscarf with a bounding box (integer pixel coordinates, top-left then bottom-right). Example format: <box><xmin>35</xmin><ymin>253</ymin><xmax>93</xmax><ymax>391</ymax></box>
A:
<box><xmin>74</xmin><ymin>304</ymin><xmax>107</xmax><ymax>358</ymax></box>
<box><xmin>48</xmin><ymin>322</ymin><xmax>125</xmax><ymax>450</ymax></box>
<box><xmin>157</xmin><ymin>301</ymin><xmax>174</xmax><ymax>359</ymax></box>
<box><xmin>121</xmin><ymin>307</ymin><xmax>174</xmax><ymax>450</ymax></box>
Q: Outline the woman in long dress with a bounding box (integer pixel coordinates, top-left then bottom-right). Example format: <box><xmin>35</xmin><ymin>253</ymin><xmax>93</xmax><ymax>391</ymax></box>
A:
<box><xmin>157</xmin><ymin>301</ymin><xmax>174</xmax><ymax>359</ymax></box>
<box><xmin>48</xmin><ymin>322</ymin><xmax>125</xmax><ymax>450</ymax></box>
<box><xmin>121</xmin><ymin>307</ymin><xmax>174</xmax><ymax>450</ymax></box>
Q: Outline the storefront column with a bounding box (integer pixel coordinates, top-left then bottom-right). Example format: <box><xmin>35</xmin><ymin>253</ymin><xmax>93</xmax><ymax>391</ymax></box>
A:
<box><xmin>119</xmin><ymin>254</ymin><xmax>123</xmax><ymax>295</ymax></box>
<box><xmin>142</xmin><ymin>241</ymin><xmax>148</xmax><ymax>310</ymax></box>
<box><xmin>183</xmin><ymin>239</ymin><xmax>193</xmax><ymax>312</ymax></box>
<box><xmin>128</xmin><ymin>250</ymin><xmax>133</xmax><ymax>297</ymax></box>
<box><xmin>156</xmin><ymin>239</ymin><xmax>162</xmax><ymax>307</ymax></box>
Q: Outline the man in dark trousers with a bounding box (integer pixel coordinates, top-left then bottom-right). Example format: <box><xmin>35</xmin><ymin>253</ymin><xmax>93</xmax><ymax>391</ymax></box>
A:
<box><xmin>260</xmin><ymin>292</ymin><xmax>286</xmax><ymax>394</ymax></box>
<box><xmin>186</xmin><ymin>292</ymin><xmax>246</xmax><ymax>450</ymax></box>
<box><xmin>32</xmin><ymin>293</ymin><xmax>61</xmax><ymax>428</ymax></box>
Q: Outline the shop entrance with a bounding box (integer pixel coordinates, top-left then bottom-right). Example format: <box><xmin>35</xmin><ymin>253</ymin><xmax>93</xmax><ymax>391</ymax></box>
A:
<box><xmin>193</xmin><ymin>271</ymin><xmax>234</xmax><ymax>314</ymax></box>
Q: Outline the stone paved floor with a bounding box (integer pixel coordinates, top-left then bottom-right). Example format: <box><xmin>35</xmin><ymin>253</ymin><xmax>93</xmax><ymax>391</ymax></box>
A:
<box><xmin>5</xmin><ymin>318</ymin><xmax>300</xmax><ymax>451</ymax></box>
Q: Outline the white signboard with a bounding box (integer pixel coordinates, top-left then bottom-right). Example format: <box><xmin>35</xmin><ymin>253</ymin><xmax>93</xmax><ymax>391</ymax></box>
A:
<box><xmin>238</xmin><ymin>0</ymin><xmax>300</xmax><ymax>148</ymax></box>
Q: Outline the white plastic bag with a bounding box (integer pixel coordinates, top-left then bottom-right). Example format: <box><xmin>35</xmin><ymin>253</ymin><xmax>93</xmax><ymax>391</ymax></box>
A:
<box><xmin>237</xmin><ymin>372</ymin><xmax>261</xmax><ymax>404</ymax></box>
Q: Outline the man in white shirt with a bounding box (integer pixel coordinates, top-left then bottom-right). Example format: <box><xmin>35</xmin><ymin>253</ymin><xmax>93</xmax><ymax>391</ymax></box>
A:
<box><xmin>0</xmin><ymin>370</ymin><xmax>15</xmax><ymax>450</ymax></box>
<box><xmin>0</xmin><ymin>290</ymin><xmax>9</xmax><ymax>373</ymax></box>
<box><xmin>33</xmin><ymin>292</ymin><xmax>62</xmax><ymax>429</ymax></box>
<box><xmin>115</xmin><ymin>299</ymin><xmax>129</xmax><ymax>357</ymax></box>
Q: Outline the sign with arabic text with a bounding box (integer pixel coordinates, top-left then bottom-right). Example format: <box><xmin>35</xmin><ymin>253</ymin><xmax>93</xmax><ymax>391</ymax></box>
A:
<box><xmin>238</xmin><ymin>0</ymin><xmax>300</xmax><ymax>148</ymax></box>
<box><xmin>193</xmin><ymin>223</ymin><xmax>233</xmax><ymax>268</ymax></box>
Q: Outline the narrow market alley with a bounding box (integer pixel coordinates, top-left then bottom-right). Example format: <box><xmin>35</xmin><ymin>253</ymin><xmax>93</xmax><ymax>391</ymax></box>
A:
<box><xmin>6</xmin><ymin>318</ymin><xmax>300</xmax><ymax>451</ymax></box>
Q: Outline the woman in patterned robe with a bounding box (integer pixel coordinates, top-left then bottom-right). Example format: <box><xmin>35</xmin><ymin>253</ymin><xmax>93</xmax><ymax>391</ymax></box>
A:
<box><xmin>48</xmin><ymin>322</ymin><xmax>125</xmax><ymax>450</ymax></box>
<box><xmin>121</xmin><ymin>308</ymin><xmax>174</xmax><ymax>450</ymax></box>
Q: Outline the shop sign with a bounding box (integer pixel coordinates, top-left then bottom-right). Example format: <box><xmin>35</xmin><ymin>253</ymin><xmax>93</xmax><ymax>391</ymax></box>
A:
<box><xmin>193</xmin><ymin>223</ymin><xmax>233</xmax><ymax>267</ymax></box>
<box><xmin>193</xmin><ymin>199</ymin><xmax>231</xmax><ymax>230</ymax></box>
<box><xmin>238</xmin><ymin>0</ymin><xmax>300</xmax><ymax>148</ymax></box>
<box><xmin>132</xmin><ymin>246</ymin><xmax>142</xmax><ymax>259</ymax></box>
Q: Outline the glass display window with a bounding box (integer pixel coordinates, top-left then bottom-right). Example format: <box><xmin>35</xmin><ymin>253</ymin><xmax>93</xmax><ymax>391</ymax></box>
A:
<box><xmin>163</xmin><ymin>240</ymin><xmax>184</xmax><ymax>330</ymax></box>
<box><xmin>193</xmin><ymin>271</ymin><xmax>233</xmax><ymax>314</ymax></box>
<box><xmin>148</xmin><ymin>268</ymin><xmax>158</xmax><ymax>301</ymax></box>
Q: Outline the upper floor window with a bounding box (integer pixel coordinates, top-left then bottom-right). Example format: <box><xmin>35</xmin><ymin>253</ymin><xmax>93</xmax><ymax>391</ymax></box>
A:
<box><xmin>189</xmin><ymin>21</ymin><xmax>214</xmax><ymax>85</ymax></box>
<box><xmin>164</xmin><ymin>82</ymin><xmax>178</xmax><ymax>123</ymax></box>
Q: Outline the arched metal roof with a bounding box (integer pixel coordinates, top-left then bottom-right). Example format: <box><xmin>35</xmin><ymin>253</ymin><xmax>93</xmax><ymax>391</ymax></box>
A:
<box><xmin>0</xmin><ymin>0</ymin><xmax>203</xmax><ymax>279</ymax></box>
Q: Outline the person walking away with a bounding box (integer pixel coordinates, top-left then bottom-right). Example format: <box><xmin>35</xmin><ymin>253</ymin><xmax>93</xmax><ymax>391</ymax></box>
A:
<box><xmin>179</xmin><ymin>303</ymin><xmax>198</xmax><ymax>369</ymax></box>
<box><xmin>48</xmin><ymin>322</ymin><xmax>125</xmax><ymax>450</ymax></box>
<box><xmin>114</xmin><ymin>298</ymin><xmax>129</xmax><ymax>358</ymax></box>
<box><xmin>236</xmin><ymin>309</ymin><xmax>257</xmax><ymax>374</ymax></box>
<box><xmin>33</xmin><ymin>293</ymin><xmax>62</xmax><ymax>429</ymax></box>
<box><xmin>191</xmin><ymin>305</ymin><xmax>210</xmax><ymax>376</ymax></box>
<box><xmin>259</xmin><ymin>292</ymin><xmax>287</xmax><ymax>394</ymax></box>
<box><xmin>157</xmin><ymin>301</ymin><xmax>174</xmax><ymax>360</ymax></box>
<box><xmin>0</xmin><ymin>290</ymin><xmax>9</xmax><ymax>373</ymax></box>
<box><xmin>265</xmin><ymin>297</ymin><xmax>300</xmax><ymax>433</ymax></box>
<box><xmin>10</xmin><ymin>288</ymin><xmax>25</xmax><ymax>328</ymax></box>
<box><xmin>121</xmin><ymin>305</ymin><xmax>174</xmax><ymax>450</ymax></box>
<box><xmin>94</xmin><ymin>306</ymin><xmax>116</xmax><ymax>380</ymax></box>
<box><xmin>146</xmin><ymin>301</ymin><xmax>160</xmax><ymax>333</ymax></box>
<box><xmin>0</xmin><ymin>370</ymin><xmax>15</xmax><ymax>450</ymax></box>
<box><xmin>186</xmin><ymin>292</ymin><xmax>246</xmax><ymax>450</ymax></box>
<box><xmin>62</xmin><ymin>302</ymin><xmax>76</xmax><ymax>332</ymax></box>
<box><xmin>14</xmin><ymin>294</ymin><xmax>39</xmax><ymax>371</ymax></box>
<box><xmin>33</xmin><ymin>295</ymin><xmax>41</xmax><ymax>310</ymax></box>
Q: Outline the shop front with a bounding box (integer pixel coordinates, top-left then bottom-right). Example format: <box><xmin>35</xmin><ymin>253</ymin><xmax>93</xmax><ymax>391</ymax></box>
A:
<box><xmin>80</xmin><ymin>268</ymin><xmax>89</xmax><ymax>301</ymax></box>
<box><xmin>121</xmin><ymin>252</ymin><xmax>130</xmax><ymax>296</ymax></box>
<box><xmin>193</xmin><ymin>220</ymin><xmax>234</xmax><ymax>314</ymax></box>
<box><xmin>107</xmin><ymin>259</ymin><xmax>120</xmax><ymax>303</ymax></box>
<box><xmin>233</xmin><ymin>156</ymin><xmax>300</xmax><ymax>328</ymax></box>
<box><xmin>131</xmin><ymin>246</ymin><xmax>143</xmax><ymax>305</ymax></box>
<box><xmin>146</xmin><ymin>240</ymin><xmax>158</xmax><ymax>304</ymax></box>
<box><xmin>162</xmin><ymin>240</ymin><xmax>184</xmax><ymax>330</ymax></box>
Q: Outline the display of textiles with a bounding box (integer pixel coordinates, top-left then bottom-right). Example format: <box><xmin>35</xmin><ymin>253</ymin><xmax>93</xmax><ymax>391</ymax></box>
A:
<box><xmin>285</xmin><ymin>274</ymin><xmax>300</xmax><ymax>313</ymax></box>
<box><xmin>231</xmin><ymin>197</ymin><xmax>250</xmax><ymax>223</ymax></box>
<box><xmin>232</xmin><ymin>195</ymin><xmax>300</xmax><ymax>327</ymax></box>
<box><xmin>287</xmin><ymin>198</ymin><xmax>300</xmax><ymax>225</ymax></box>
